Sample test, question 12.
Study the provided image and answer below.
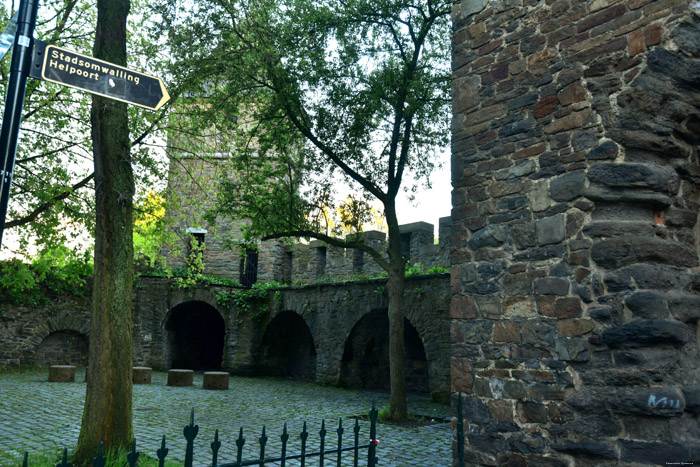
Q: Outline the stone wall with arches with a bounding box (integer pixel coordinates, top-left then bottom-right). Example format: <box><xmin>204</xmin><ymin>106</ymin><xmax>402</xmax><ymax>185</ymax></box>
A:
<box><xmin>0</xmin><ymin>297</ymin><xmax>91</xmax><ymax>367</ymax></box>
<box><xmin>1</xmin><ymin>275</ymin><xmax>449</xmax><ymax>397</ymax></box>
<box><xmin>131</xmin><ymin>275</ymin><xmax>451</xmax><ymax>396</ymax></box>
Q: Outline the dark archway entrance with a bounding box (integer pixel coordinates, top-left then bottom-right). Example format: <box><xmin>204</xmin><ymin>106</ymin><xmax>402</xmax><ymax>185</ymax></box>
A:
<box><xmin>35</xmin><ymin>330</ymin><xmax>89</xmax><ymax>366</ymax></box>
<box><xmin>340</xmin><ymin>309</ymin><xmax>429</xmax><ymax>393</ymax></box>
<box><xmin>258</xmin><ymin>311</ymin><xmax>316</xmax><ymax>380</ymax></box>
<box><xmin>164</xmin><ymin>301</ymin><xmax>225</xmax><ymax>370</ymax></box>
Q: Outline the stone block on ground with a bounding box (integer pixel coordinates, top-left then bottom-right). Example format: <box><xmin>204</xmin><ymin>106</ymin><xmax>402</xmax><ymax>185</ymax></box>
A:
<box><xmin>167</xmin><ymin>369</ymin><xmax>194</xmax><ymax>387</ymax></box>
<box><xmin>203</xmin><ymin>371</ymin><xmax>230</xmax><ymax>390</ymax></box>
<box><xmin>48</xmin><ymin>365</ymin><xmax>75</xmax><ymax>382</ymax></box>
<box><xmin>133</xmin><ymin>366</ymin><xmax>152</xmax><ymax>384</ymax></box>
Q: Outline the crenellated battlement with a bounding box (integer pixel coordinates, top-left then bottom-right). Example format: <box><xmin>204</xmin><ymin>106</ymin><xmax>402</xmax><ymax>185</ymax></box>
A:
<box><xmin>282</xmin><ymin>217</ymin><xmax>451</xmax><ymax>284</ymax></box>
<box><xmin>161</xmin><ymin>154</ymin><xmax>450</xmax><ymax>285</ymax></box>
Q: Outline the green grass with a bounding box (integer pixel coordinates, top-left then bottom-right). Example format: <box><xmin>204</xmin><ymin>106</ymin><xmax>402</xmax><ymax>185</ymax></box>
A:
<box><xmin>1</xmin><ymin>448</ymin><xmax>181</xmax><ymax>466</ymax></box>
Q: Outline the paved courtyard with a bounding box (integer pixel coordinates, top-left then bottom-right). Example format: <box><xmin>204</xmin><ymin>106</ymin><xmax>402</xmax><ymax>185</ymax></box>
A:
<box><xmin>0</xmin><ymin>369</ymin><xmax>452</xmax><ymax>466</ymax></box>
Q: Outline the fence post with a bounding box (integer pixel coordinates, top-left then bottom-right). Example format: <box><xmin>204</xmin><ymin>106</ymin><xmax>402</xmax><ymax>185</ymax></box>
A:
<box><xmin>93</xmin><ymin>442</ymin><xmax>106</xmax><ymax>467</ymax></box>
<box><xmin>336</xmin><ymin>418</ymin><xmax>343</xmax><ymax>467</ymax></box>
<box><xmin>457</xmin><ymin>393</ymin><xmax>464</xmax><ymax>467</ymax></box>
<box><xmin>126</xmin><ymin>440</ymin><xmax>140</xmax><ymax>467</ymax></box>
<box><xmin>157</xmin><ymin>435</ymin><xmax>169</xmax><ymax>467</ymax></box>
<box><xmin>367</xmin><ymin>405</ymin><xmax>378</xmax><ymax>467</ymax></box>
<box><xmin>184</xmin><ymin>409</ymin><xmax>199</xmax><ymax>467</ymax></box>
<box><xmin>211</xmin><ymin>429</ymin><xmax>221</xmax><ymax>466</ymax></box>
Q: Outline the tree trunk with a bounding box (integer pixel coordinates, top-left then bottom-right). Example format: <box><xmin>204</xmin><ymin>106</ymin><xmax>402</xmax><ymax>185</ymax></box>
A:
<box><xmin>74</xmin><ymin>0</ymin><xmax>133</xmax><ymax>463</ymax></box>
<box><xmin>385</xmin><ymin>203</ymin><xmax>407</xmax><ymax>420</ymax></box>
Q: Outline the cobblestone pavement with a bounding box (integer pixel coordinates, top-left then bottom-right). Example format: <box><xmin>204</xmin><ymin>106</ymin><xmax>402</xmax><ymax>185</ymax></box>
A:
<box><xmin>0</xmin><ymin>369</ymin><xmax>452</xmax><ymax>466</ymax></box>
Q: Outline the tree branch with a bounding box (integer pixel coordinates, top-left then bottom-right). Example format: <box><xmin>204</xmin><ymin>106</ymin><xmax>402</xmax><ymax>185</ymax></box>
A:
<box><xmin>5</xmin><ymin>172</ymin><xmax>94</xmax><ymax>228</ymax></box>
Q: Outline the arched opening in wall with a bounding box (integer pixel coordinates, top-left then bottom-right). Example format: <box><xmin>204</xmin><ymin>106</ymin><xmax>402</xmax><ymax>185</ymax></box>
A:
<box><xmin>35</xmin><ymin>330</ymin><xmax>89</xmax><ymax>366</ymax></box>
<box><xmin>164</xmin><ymin>301</ymin><xmax>225</xmax><ymax>370</ymax></box>
<box><xmin>340</xmin><ymin>309</ymin><xmax>428</xmax><ymax>393</ymax></box>
<box><xmin>257</xmin><ymin>310</ymin><xmax>316</xmax><ymax>380</ymax></box>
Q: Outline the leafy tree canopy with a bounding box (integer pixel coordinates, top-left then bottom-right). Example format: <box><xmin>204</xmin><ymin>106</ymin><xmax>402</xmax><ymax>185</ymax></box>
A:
<box><xmin>1</xmin><ymin>0</ymin><xmax>173</xmax><ymax>260</ymax></box>
<box><xmin>159</xmin><ymin>0</ymin><xmax>451</xmax><ymax>261</ymax></box>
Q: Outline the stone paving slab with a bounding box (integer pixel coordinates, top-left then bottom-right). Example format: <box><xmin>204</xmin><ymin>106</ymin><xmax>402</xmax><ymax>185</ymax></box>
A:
<box><xmin>0</xmin><ymin>369</ymin><xmax>452</xmax><ymax>466</ymax></box>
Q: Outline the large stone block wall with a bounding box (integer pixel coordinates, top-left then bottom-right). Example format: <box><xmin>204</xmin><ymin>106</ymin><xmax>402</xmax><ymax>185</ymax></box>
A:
<box><xmin>451</xmin><ymin>0</ymin><xmax>700</xmax><ymax>465</ymax></box>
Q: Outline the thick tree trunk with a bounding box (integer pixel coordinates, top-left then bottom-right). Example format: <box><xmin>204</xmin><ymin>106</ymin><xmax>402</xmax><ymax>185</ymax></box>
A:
<box><xmin>74</xmin><ymin>0</ymin><xmax>133</xmax><ymax>463</ymax></box>
<box><xmin>385</xmin><ymin>203</ymin><xmax>407</xmax><ymax>420</ymax></box>
<box><xmin>387</xmin><ymin>263</ymin><xmax>407</xmax><ymax>419</ymax></box>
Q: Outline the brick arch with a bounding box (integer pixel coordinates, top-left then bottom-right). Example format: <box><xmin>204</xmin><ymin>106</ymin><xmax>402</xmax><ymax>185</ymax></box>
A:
<box><xmin>34</xmin><ymin>330</ymin><xmax>89</xmax><ymax>366</ymax></box>
<box><xmin>339</xmin><ymin>308</ymin><xmax>429</xmax><ymax>393</ymax></box>
<box><xmin>257</xmin><ymin>310</ymin><xmax>316</xmax><ymax>380</ymax></box>
<box><xmin>162</xmin><ymin>300</ymin><xmax>226</xmax><ymax>370</ymax></box>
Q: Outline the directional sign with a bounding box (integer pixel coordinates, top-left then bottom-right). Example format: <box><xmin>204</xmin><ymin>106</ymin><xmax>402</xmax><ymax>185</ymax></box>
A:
<box><xmin>29</xmin><ymin>40</ymin><xmax>169</xmax><ymax>111</ymax></box>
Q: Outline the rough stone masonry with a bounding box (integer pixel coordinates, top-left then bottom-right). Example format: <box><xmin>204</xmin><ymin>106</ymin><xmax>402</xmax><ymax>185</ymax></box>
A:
<box><xmin>450</xmin><ymin>0</ymin><xmax>700</xmax><ymax>465</ymax></box>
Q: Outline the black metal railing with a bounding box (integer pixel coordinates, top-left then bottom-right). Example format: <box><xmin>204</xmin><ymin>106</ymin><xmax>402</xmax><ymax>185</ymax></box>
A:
<box><xmin>20</xmin><ymin>407</ymin><xmax>379</xmax><ymax>467</ymax></box>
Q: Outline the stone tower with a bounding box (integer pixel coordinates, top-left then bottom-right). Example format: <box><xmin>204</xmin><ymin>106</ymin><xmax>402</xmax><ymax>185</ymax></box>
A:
<box><xmin>451</xmin><ymin>0</ymin><xmax>700</xmax><ymax>465</ymax></box>
<box><xmin>161</xmin><ymin>154</ymin><xmax>285</xmax><ymax>283</ymax></box>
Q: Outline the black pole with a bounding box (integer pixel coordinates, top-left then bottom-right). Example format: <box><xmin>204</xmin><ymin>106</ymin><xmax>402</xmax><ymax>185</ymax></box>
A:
<box><xmin>0</xmin><ymin>0</ymin><xmax>39</xmax><ymax>248</ymax></box>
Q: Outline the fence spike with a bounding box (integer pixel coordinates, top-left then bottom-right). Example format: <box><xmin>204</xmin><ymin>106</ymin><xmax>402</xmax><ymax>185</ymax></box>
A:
<box><xmin>157</xmin><ymin>435</ymin><xmax>169</xmax><ymax>467</ymax></box>
<box><xmin>92</xmin><ymin>441</ymin><xmax>106</xmax><ymax>467</ymax></box>
<box><xmin>336</xmin><ymin>418</ymin><xmax>344</xmax><ymax>467</ymax></box>
<box><xmin>280</xmin><ymin>423</ymin><xmax>289</xmax><ymax>467</ymax></box>
<box><xmin>259</xmin><ymin>425</ymin><xmax>268</xmax><ymax>462</ymax></box>
<box><xmin>319</xmin><ymin>419</ymin><xmax>326</xmax><ymax>467</ymax></box>
<box><xmin>57</xmin><ymin>447</ymin><xmax>71</xmax><ymax>467</ymax></box>
<box><xmin>236</xmin><ymin>427</ymin><xmax>245</xmax><ymax>464</ymax></box>
<box><xmin>126</xmin><ymin>439</ymin><xmax>139</xmax><ymax>467</ymax></box>
<box><xmin>300</xmin><ymin>421</ymin><xmax>308</xmax><ymax>467</ymax></box>
<box><xmin>353</xmin><ymin>418</ymin><xmax>360</xmax><ymax>467</ymax></box>
<box><xmin>211</xmin><ymin>429</ymin><xmax>221</xmax><ymax>466</ymax></box>
<box><xmin>183</xmin><ymin>409</ymin><xmax>199</xmax><ymax>467</ymax></box>
<box><xmin>368</xmin><ymin>405</ymin><xmax>378</xmax><ymax>467</ymax></box>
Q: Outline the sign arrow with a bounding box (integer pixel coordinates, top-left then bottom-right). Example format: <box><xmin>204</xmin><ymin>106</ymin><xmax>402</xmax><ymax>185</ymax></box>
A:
<box><xmin>29</xmin><ymin>40</ymin><xmax>169</xmax><ymax>111</ymax></box>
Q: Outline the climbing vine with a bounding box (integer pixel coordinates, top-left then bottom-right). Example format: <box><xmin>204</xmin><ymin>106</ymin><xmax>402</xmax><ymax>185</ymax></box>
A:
<box><xmin>216</xmin><ymin>281</ymin><xmax>283</xmax><ymax>323</ymax></box>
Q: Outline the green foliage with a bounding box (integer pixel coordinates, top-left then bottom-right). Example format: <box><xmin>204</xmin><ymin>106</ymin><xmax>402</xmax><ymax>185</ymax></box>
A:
<box><xmin>2</xmin><ymin>0</ymin><xmax>172</xmax><ymax>257</ymax></box>
<box><xmin>172</xmin><ymin>236</ymin><xmax>206</xmax><ymax>289</ymax></box>
<box><xmin>216</xmin><ymin>281</ymin><xmax>284</xmax><ymax>323</ymax></box>
<box><xmin>405</xmin><ymin>262</ymin><xmax>448</xmax><ymax>277</ymax></box>
<box><xmin>156</xmin><ymin>0</ymin><xmax>450</xmax><ymax>256</ymax></box>
<box><xmin>133</xmin><ymin>190</ymin><xmax>175</xmax><ymax>267</ymax></box>
<box><xmin>0</xmin><ymin>449</ymin><xmax>179</xmax><ymax>467</ymax></box>
<box><xmin>0</xmin><ymin>247</ymin><xmax>92</xmax><ymax>304</ymax></box>
<box><xmin>425</xmin><ymin>265</ymin><xmax>449</xmax><ymax>275</ymax></box>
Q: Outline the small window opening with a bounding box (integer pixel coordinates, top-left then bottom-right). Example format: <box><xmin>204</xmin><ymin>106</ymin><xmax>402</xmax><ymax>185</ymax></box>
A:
<box><xmin>240</xmin><ymin>248</ymin><xmax>259</xmax><ymax>287</ymax></box>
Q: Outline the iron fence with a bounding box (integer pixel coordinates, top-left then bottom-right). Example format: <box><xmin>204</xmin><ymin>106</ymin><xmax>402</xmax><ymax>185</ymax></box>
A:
<box><xmin>20</xmin><ymin>407</ymin><xmax>379</xmax><ymax>467</ymax></box>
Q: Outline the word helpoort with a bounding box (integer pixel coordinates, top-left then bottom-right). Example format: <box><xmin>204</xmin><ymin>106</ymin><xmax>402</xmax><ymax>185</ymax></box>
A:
<box><xmin>47</xmin><ymin>49</ymin><xmax>141</xmax><ymax>85</ymax></box>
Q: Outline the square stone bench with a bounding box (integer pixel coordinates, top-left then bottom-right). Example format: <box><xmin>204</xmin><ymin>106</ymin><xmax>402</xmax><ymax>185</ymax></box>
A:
<box><xmin>48</xmin><ymin>365</ymin><xmax>76</xmax><ymax>382</ymax></box>
<box><xmin>203</xmin><ymin>371</ymin><xmax>229</xmax><ymax>390</ymax></box>
<box><xmin>167</xmin><ymin>369</ymin><xmax>194</xmax><ymax>387</ymax></box>
<box><xmin>133</xmin><ymin>366</ymin><xmax>152</xmax><ymax>384</ymax></box>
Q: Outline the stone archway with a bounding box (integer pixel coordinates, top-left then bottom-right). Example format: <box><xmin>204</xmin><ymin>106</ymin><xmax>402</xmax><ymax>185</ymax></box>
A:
<box><xmin>340</xmin><ymin>309</ymin><xmax>429</xmax><ymax>393</ymax></box>
<box><xmin>163</xmin><ymin>301</ymin><xmax>225</xmax><ymax>370</ymax></box>
<box><xmin>34</xmin><ymin>330</ymin><xmax>89</xmax><ymax>366</ymax></box>
<box><xmin>258</xmin><ymin>310</ymin><xmax>316</xmax><ymax>380</ymax></box>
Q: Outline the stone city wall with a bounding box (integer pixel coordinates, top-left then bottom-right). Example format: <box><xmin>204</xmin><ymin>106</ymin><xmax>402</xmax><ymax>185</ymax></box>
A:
<box><xmin>164</xmin><ymin>156</ymin><xmax>451</xmax><ymax>285</ymax></box>
<box><xmin>0</xmin><ymin>294</ymin><xmax>91</xmax><ymax>367</ymax></box>
<box><xmin>1</xmin><ymin>275</ymin><xmax>450</xmax><ymax>398</ymax></box>
<box><xmin>451</xmin><ymin>0</ymin><xmax>700</xmax><ymax>465</ymax></box>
